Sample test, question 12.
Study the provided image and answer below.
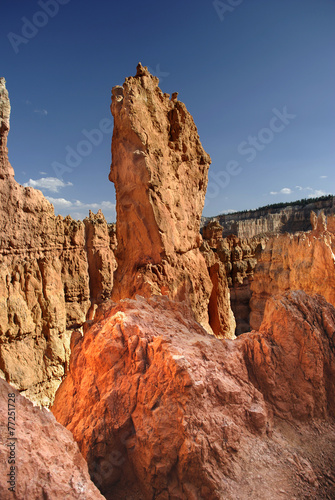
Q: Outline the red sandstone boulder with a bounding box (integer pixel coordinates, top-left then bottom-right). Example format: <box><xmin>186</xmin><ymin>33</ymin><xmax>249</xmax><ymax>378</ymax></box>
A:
<box><xmin>243</xmin><ymin>290</ymin><xmax>335</xmax><ymax>420</ymax></box>
<box><xmin>52</xmin><ymin>291</ymin><xmax>335</xmax><ymax>499</ymax></box>
<box><xmin>0</xmin><ymin>379</ymin><xmax>104</xmax><ymax>500</ymax></box>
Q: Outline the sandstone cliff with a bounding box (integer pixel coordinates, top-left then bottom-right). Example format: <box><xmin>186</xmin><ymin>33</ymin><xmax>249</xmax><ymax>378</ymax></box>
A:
<box><xmin>250</xmin><ymin>213</ymin><xmax>335</xmax><ymax>330</ymax></box>
<box><xmin>0</xmin><ymin>379</ymin><xmax>104</xmax><ymax>500</ymax></box>
<box><xmin>109</xmin><ymin>63</ymin><xmax>233</xmax><ymax>336</ymax></box>
<box><xmin>0</xmin><ymin>79</ymin><xmax>116</xmax><ymax>406</ymax></box>
<box><xmin>203</xmin><ymin>196</ymin><xmax>335</xmax><ymax>239</ymax></box>
<box><xmin>52</xmin><ymin>292</ymin><xmax>335</xmax><ymax>499</ymax></box>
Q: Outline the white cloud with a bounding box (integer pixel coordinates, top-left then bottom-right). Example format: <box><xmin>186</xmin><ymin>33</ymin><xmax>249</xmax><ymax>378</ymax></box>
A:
<box><xmin>39</xmin><ymin>171</ymin><xmax>47</xmax><ymax>175</ymax></box>
<box><xmin>270</xmin><ymin>188</ymin><xmax>292</xmax><ymax>195</ymax></box>
<box><xmin>46</xmin><ymin>196</ymin><xmax>72</xmax><ymax>207</ymax></box>
<box><xmin>307</xmin><ymin>189</ymin><xmax>328</xmax><ymax>198</ymax></box>
<box><xmin>320</xmin><ymin>175</ymin><xmax>328</xmax><ymax>179</ymax></box>
<box><xmin>34</xmin><ymin>108</ymin><xmax>48</xmax><ymax>116</ymax></box>
<box><xmin>280</xmin><ymin>188</ymin><xmax>292</xmax><ymax>195</ymax></box>
<box><xmin>24</xmin><ymin>177</ymin><xmax>73</xmax><ymax>193</ymax></box>
<box><xmin>271</xmin><ymin>185</ymin><xmax>330</xmax><ymax>199</ymax></box>
<box><xmin>222</xmin><ymin>209</ymin><xmax>237</xmax><ymax>214</ymax></box>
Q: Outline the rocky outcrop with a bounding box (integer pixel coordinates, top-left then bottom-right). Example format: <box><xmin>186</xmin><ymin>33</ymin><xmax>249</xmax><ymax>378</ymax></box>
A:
<box><xmin>0</xmin><ymin>379</ymin><xmax>104</xmax><ymax>500</ymax></box>
<box><xmin>109</xmin><ymin>63</ymin><xmax>215</xmax><ymax>333</ymax></box>
<box><xmin>200</xmin><ymin>241</ymin><xmax>236</xmax><ymax>339</ymax></box>
<box><xmin>250</xmin><ymin>214</ymin><xmax>335</xmax><ymax>330</ymax></box>
<box><xmin>244</xmin><ymin>290</ymin><xmax>335</xmax><ymax>420</ymax></box>
<box><xmin>202</xmin><ymin>221</ymin><xmax>266</xmax><ymax>335</ymax></box>
<box><xmin>0</xmin><ymin>79</ymin><xmax>116</xmax><ymax>406</ymax></box>
<box><xmin>84</xmin><ymin>210</ymin><xmax>117</xmax><ymax>320</ymax></box>
<box><xmin>52</xmin><ymin>291</ymin><xmax>335</xmax><ymax>499</ymax></box>
<box><xmin>202</xmin><ymin>196</ymin><xmax>335</xmax><ymax>239</ymax></box>
<box><xmin>0</xmin><ymin>78</ymin><xmax>14</xmax><ymax>179</ymax></box>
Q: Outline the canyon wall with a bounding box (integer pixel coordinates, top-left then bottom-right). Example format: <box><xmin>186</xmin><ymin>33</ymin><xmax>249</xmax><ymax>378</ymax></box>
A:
<box><xmin>250</xmin><ymin>214</ymin><xmax>335</xmax><ymax>330</ymax></box>
<box><xmin>0</xmin><ymin>78</ymin><xmax>116</xmax><ymax>406</ymax></box>
<box><xmin>202</xmin><ymin>196</ymin><xmax>335</xmax><ymax>239</ymax></box>
<box><xmin>109</xmin><ymin>63</ymin><xmax>234</xmax><ymax>337</ymax></box>
<box><xmin>203</xmin><ymin>213</ymin><xmax>335</xmax><ymax>336</ymax></box>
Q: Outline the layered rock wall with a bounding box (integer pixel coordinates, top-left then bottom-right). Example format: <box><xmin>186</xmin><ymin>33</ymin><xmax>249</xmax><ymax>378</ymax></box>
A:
<box><xmin>203</xmin><ymin>197</ymin><xmax>335</xmax><ymax>239</ymax></box>
<box><xmin>250</xmin><ymin>214</ymin><xmax>335</xmax><ymax>330</ymax></box>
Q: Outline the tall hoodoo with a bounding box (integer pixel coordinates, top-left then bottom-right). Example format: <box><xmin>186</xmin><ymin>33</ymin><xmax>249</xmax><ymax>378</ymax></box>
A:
<box><xmin>109</xmin><ymin>63</ymin><xmax>215</xmax><ymax>331</ymax></box>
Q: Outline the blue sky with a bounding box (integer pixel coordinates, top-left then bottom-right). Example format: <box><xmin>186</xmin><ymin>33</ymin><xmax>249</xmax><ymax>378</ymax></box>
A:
<box><xmin>1</xmin><ymin>0</ymin><xmax>334</xmax><ymax>221</ymax></box>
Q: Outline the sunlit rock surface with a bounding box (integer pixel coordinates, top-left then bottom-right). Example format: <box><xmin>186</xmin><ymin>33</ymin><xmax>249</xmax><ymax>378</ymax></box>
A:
<box><xmin>52</xmin><ymin>291</ymin><xmax>335</xmax><ymax>499</ymax></box>
<box><xmin>109</xmin><ymin>63</ymin><xmax>216</xmax><ymax>333</ymax></box>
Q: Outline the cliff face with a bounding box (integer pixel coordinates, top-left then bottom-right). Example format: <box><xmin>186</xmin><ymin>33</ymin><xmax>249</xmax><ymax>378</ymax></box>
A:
<box><xmin>250</xmin><ymin>215</ymin><xmax>335</xmax><ymax>330</ymax></box>
<box><xmin>109</xmin><ymin>63</ymin><xmax>230</xmax><ymax>335</ymax></box>
<box><xmin>0</xmin><ymin>79</ymin><xmax>116</xmax><ymax>406</ymax></box>
<box><xmin>203</xmin><ymin>197</ymin><xmax>335</xmax><ymax>239</ymax></box>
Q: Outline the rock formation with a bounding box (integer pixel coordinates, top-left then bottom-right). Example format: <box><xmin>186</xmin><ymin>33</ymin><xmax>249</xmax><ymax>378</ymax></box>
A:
<box><xmin>52</xmin><ymin>291</ymin><xmax>335</xmax><ymax>499</ymax></box>
<box><xmin>0</xmin><ymin>379</ymin><xmax>104</xmax><ymax>499</ymax></box>
<box><xmin>0</xmin><ymin>78</ymin><xmax>116</xmax><ymax>406</ymax></box>
<box><xmin>0</xmin><ymin>78</ymin><xmax>14</xmax><ymax>179</ymax></box>
<box><xmin>84</xmin><ymin>210</ymin><xmax>117</xmax><ymax>320</ymax></box>
<box><xmin>202</xmin><ymin>221</ymin><xmax>266</xmax><ymax>335</ymax></box>
<box><xmin>109</xmin><ymin>63</ymin><xmax>218</xmax><ymax>333</ymax></box>
<box><xmin>202</xmin><ymin>195</ymin><xmax>335</xmax><ymax>239</ymax></box>
<box><xmin>250</xmin><ymin>213</ymin><xmax>335</xmax><ymax>329</ymax></box>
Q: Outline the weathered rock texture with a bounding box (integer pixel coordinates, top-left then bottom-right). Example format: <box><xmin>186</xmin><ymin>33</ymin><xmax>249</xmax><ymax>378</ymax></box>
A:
<box><xmin>202</xmin><ymin>221</ymin><xmax>266</xmax><ymax>335</ymax></box>
<box><xmin>109</xmin><ymin>63</ymin><xmax>216</xmax><ymax>333</ymax></box>
<box><xmin>52</xmin><ymin>291</ymin><xmax>335</xmax><ymax>499</ymax></box>
<box><xmin>0</xmin><ymin>78</ymin><xmax>116</xmax><ymax>406</ymax></box>
<box><xmin>250</xmin><ymin>213</ymin><xmax>335</xmax><ymax>330</ymax></box>
<box><xmin>0</xmin><ymin>379</ymin><xmax>104</xmax><ymax>500</ymax></box>
<box><xmin>201</xmin><ymin>241</ymin><xmax>236</xmax><ymax>339</ymax></box>
<box><xmin>0</xmin><ymin>78</ymin><xmax>14</xmax><ymax>179</ymax></box>
<box><xmin>202</xmin><ymin>196</ymin><xmax>335</xmax><ymax>239</ymax></box>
